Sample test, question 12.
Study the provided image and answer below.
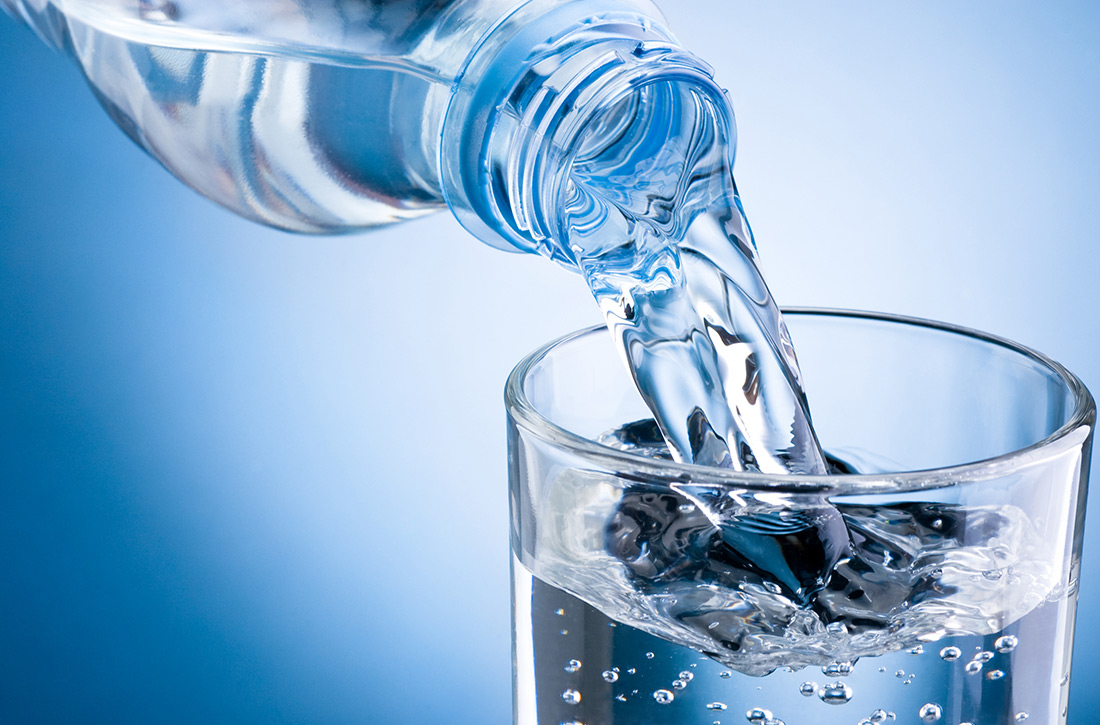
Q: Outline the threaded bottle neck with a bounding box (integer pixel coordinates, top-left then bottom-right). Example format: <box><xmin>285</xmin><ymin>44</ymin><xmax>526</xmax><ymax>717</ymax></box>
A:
<box><xmin>439</xmin><ymin>0</ymin><xmax>731</xmax><ymax>260</ymax></box>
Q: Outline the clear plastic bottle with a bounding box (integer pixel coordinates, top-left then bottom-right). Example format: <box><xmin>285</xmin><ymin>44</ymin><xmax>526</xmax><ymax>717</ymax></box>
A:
<box><xmin>1</xmin><ymin>0</ymin><xmax>725</xmax><ymax>256</ymax></box>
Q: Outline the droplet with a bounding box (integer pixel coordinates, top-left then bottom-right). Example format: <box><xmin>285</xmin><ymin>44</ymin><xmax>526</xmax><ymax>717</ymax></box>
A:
<box><xmin>818</xmin><ymin>681</ymin><xmax>853</xmax><ymax>705</ymax></box>
<box><xmin>679</xmin><ymin>670</ymin><xmax>694</xmax><ymax>682</ymax></box>
<box><xmin>986</xmin><ymin>669</ymin><xmax>1005</xmax><ymax>681</ymax></box>
<box><xmin>939</xmin><ymin>646</ymin><xmax>961</xmax><ymax>662</ymax></box>
<box><xmin>672</xmin><ymin>679</ymin><xmax>687</xmax><ymax>690</ymax></box>
<box><xmin>870</xmin><ymin>710</ymin><xmax>888</xmax><ymax>723</ymax></box>
<box><xmin>995</xmin><ymin>635</ymin><xmax>1018</xmax><ymax>653</ymax></box>
<box><xmin>1015</xmin><ymin>714</ymin><xmax>1029</xmax><ymax>722</ymax></box>
<box><xmin>965</xmin><ymin>661</ymin><xmax>983</xmax><ymax>675</ymax></box>
<box><xmin>799</xmin><ymin>681</ymin><xmax>817</xmax><ymax>697</ymax></box>
<box><xmin>974</xmin><ymin>651</ymin><xmax>994</xmax><ymax>663</ymax></box>
<box><xmin>602</xmin><ymin>670</ymin><xmax>619</xmax><ymax>683</ymax></box>
<box><xmin>719</xmin><ymin>671</ymin><xmax>732</xmax><ymax>679</ymax></box>
<box><xmin>653</xmin><ymin>689</ymin><xmax>674</xmax><ymax>705</ymax></box>
<box><xmin>564</xmin><ymin>659</ymin><xmax>582</xmax><ymax>673</ymax></box>
<box><xmin>822</xmin><ymin>661</ymin><xmax>853</xmax><ymax>676</ymax></box>
<box><xmin>554</xmin><ymin>608</ymin><xmax>565</xmax><ymax>616</ymax></box>
<box><xmin>746</xmin><ymin>708</ymin><xmax>772</xmax><ymax>723</ymax></box>
<box><xmin>908</xmin><ymin>645</ymin><xmax>924</xmax><ymax>655</ymax></box>
<box><xmin>707</xmin><ymin>702</ymin><xmax>728</xmax><ymax>711</ymax></box>
<box><xmin>918</xmin><ymin>703</ymin><xmax>942</xmax><ymax>722</ymax></box>
<box><xmin>561</xmin><ymin>689</ymin><xmax>581</xmax><ymax>705</ymax></box>
<box><xmin>645</xmin><ymin>652</ymin><xmax>655</xmax><ymax>660</ymax></box>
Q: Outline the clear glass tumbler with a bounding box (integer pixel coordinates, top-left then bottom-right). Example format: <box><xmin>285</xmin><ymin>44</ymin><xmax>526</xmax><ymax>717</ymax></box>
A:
<box><xmin>506</xmin><ymin>309</ymin><xmax>1093</xmax><ymax>725</ymax></box>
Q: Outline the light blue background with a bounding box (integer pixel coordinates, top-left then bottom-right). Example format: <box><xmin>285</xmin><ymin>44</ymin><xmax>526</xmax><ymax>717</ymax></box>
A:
<box><xmin>2</xmin><ymin>2</ymin><xmax>1098</xmax><ymax>722</ymax></box>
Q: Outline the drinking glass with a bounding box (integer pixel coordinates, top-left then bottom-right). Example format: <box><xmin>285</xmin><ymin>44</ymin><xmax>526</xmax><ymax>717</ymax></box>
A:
<box><xmin>507</xmin><ymin>309</ymin><xmax>1093</xmax><ymax>725</ymax></box>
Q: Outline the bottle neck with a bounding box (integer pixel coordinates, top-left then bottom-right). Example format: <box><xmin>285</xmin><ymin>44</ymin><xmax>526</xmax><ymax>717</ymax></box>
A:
<box><xmin>439</xmin><ymin>0</ymin><xmax>731</xmax><ymax>261</ymax></box>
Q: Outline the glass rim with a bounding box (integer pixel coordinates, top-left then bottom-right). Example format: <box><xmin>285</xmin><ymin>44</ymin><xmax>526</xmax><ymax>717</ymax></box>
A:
<box><xmin>505</xmin><ymin>307</ymin><xmax>1096</xmax><ymax>495</ymax></box>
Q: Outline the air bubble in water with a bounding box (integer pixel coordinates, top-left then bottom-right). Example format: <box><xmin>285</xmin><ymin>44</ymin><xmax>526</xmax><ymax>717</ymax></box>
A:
<box><xmin>554</xmin><ymin>608</ymin><xmax>565</xmax><ymax>616</ymax></box>
<box><xmin>908</xmin><ymin>645</ymin><xmax>924</xmax><ymax>655</ymax></box>
<box><xmin>707</xmin><ymin>702</ymin><xmax>727</xmax><ymax>711</ymax></box>
<box><xmin>564</xmin><ymin>659</ymin><xmax>582</xmax><ymax>673</ymax></box>
<box><xmin>746</xmin><ymin>708</ymin><xmax>772</xmax><ymax>723</ymax></box>
<box><xmin>561</xmin><ymin>689</ymin><xmax>581</xmax><ymax>705</ymax></box>
<box><xmin>1061</xmin><ymin>673</ymin><xmax>1070</xmax><ymax>686</ymax></box>
<box><xmin>894</xmin><ymin>670</ymin><xmax>906</xmax><ymax>678</ymax></box>
<box><xmin>822</xmin><ymin>661</ymin><xmax>853</xmax><ymax>676</ymax></box>
<box><xmin>645</xmin><ymin>652</ymin><xmax>655</xmax><ymax>660</ymax></box>
<box><xmin>974</xmin><ymin>651</ymin><xmax>993</xmax><ymax>663</ymax></box>
<box><xmin>818</xmin><ymin>682</ymin><xmax>853</xmax><ymax>705</ymax></box>
<box><xmin>627</xmin><ymin>668</ymin><xmax>636</xmax><ymax>675</ymax></box>
<box><xmin>799</xmin><ymin>681</ymin><xmax>817</xmax><ymax>696</ymax></box>
<box><xmin>918</xmin><ymin>703</ymin><xmax>942</xmax><ymax>722</ymax></box>
<box><xmin>870</xmin><ymin>710</ymin><xmax>888</xmax><ymax>723</ymax></box>
<box><xmin>995</xmin><ymin>635</ymin><xmax>1018</xmax><ymax>653</ymax></box>
<box><xmin>939</xmin><ymin>646</ymin><xmax>961</xmax><ymax>662</ymax></box>
<box><xmin>653</xmin><ymin>689</ymin><xmax>674</xmax><ymax>705</ymax></box>
<box><xmin>678</xmin><ymin>503</ymin><xmax>696</xmax><ymax>513</ymax></box>
<box><xmin>602</xmin><ymin>670</ymin><xmax>619</xmax><ymax>683</ymax></box>
<box><xmin>672</xmin><ymin>679</ymin><xmax>687</xmax><ymax>690</ymax></box>
<box><xmin>986</xmin><ymin>669</ymin><xmax>1005</xmax><ymax>680</ymax></box>
<box><xmin>720</xmin><ymin>671</ymin><xmax>732</xmax><ymax>679</ymax></box>
<box><xmin>764</xmin><ymin>719</ymin><xmax>786</xmax><ymax>725</ymax></box>
<box><xmin>965</xmin><ymin>661</ymin><xmax>983</xmax><ymax>675</ymax></box>
<box><xmin>1015</xmin><ymin>714</ymin><xmax>1029</xmax><ymax>722</ymax></box>
<box><xmin>679</xmin><ymin>670</ymin><xmax>694</xmax><ymax>682</ymax></box>
<box><xmin>615</xmin><ymin>694</ymin><xmax>627</xmax><ymax>702</ymax></box>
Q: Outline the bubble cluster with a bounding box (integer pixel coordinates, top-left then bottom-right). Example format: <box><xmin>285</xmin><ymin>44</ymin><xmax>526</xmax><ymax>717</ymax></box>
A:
<box><xmin>818</xmin><ymin>681</ymin><xmax>853</xmax><ymax>705</ymax></box>
<box><xmin>822</xmin><ymin>661</ymin><xmax>853</xmax><ymax>676</ymax></box>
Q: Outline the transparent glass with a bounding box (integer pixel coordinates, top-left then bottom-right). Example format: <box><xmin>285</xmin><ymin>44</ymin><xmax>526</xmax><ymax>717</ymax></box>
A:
<box><xmin>506</xmin><ymin>309</ymin><xmax>1094</xmax><ymax>725</ymax></box>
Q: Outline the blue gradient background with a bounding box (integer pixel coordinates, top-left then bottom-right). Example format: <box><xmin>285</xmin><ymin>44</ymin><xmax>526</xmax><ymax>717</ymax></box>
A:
<box><xmin>2</xmin><ymin>2</ymin><xmax>1098</xmax><ymax>722</ymax></box>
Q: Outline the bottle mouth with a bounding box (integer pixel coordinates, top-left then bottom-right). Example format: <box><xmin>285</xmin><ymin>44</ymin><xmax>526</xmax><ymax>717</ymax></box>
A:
<box><xmin>439</xmin><ymin>0</ymin><xmax>730</xmax><ymax>260</ymax></box>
